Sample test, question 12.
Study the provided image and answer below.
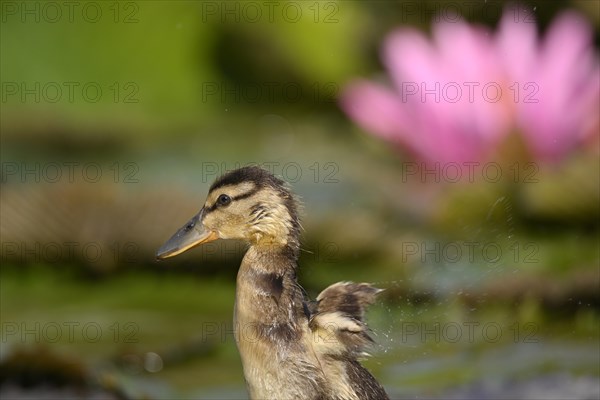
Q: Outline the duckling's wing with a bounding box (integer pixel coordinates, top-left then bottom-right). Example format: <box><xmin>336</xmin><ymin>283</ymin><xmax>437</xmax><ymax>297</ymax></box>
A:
<box><xmin>308</xmin><ymin>281</ymin><xmax>383</xmax><ymax>358</ymax></box>
<box><xmin>307</xmin><ymin>282</ymin><xmax>389</xmax><ymax>399</ymax></box>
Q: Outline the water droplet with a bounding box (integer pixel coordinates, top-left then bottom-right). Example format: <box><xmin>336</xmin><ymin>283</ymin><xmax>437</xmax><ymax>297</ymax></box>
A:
<box><xmin>144</xmin><ymin>352</ymin><xmax>164</xmax><ymax>373</ymax></box>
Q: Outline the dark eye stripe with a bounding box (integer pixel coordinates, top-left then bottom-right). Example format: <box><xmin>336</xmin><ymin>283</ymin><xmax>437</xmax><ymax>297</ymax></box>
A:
<box><xmin>231</xmin><ymin>187</ymin><xmax>259</xmax><ymax>202</ymax></box>
<box><xmin>205</xmin><ymin>187</ymin><xmax>260</xmax><ymax>213</ymax></box>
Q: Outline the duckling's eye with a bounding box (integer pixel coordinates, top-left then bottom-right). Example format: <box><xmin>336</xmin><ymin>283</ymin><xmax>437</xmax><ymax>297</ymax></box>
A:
<box><xmin>217</xmin><ymin>194</ymin><xmax>231</xmax><ymax>207</ymax></box>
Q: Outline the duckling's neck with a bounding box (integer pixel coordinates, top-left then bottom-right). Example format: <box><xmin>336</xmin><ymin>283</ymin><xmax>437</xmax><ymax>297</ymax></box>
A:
<box><xmin>234</xmin><ymin>240</ymin><xmax>310</xmax><ymax>396</ymax></box>
<box><xmin>235</xmin><ymin>234</ymin><xmax>306</xmax><ymax>328</ymax></box>
<box><xmin>234</xmin><ymin>239</ymin><xmax>305</xmax><ymax>340</ymax></box>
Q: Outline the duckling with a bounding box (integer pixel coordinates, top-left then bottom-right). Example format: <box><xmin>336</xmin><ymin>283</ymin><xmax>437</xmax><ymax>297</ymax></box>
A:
<box><xmin>157</xmin><ymin>166</ymin><xmax>389</xmax><ymax>400</ymax></box>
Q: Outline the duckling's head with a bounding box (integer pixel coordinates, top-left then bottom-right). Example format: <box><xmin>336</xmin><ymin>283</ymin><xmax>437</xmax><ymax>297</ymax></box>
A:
<box><xmin>157</xmin><ymin>166</ymin><xmax>300</xmax><ymax>259</ymax></box>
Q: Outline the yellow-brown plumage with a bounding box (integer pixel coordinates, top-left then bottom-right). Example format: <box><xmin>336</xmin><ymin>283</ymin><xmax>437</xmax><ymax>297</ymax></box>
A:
<box><xmin>157</xmin><ymin>166</ymin><xmax>388</xmax><ymax>400</ymax></box>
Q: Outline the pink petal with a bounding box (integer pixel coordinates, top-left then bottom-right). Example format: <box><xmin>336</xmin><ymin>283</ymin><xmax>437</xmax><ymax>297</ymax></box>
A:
<box><xmin>496</xmin><ymin>6</ymin><xmax>538</xmax><ymax>82</ymax></box>
<box><xmin>518</xmin><ymin>11</ymin><xmax>598</xmax><ymax>160</ymax></box>
<box><xmin>339</xmin><ymin>80</ymin><xmax>407</xmax><ymax>142</ymax></box>
<box><xmin>433</xmin><ymin>21</ymin><xmax>498</xmax><ymax>83</ymax></box>
<box><xmin>383</xmin><ymin>29</ymin><xmax>440</xmax><ymax>90</ymax></box>
<box><xmin>541</xmin><ymin>11</ymin><xmax>593</xmax><ymax>78</ymax></box>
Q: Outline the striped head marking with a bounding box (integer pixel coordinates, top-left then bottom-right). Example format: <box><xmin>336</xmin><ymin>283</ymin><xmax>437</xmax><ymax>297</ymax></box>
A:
<box><xmin>204</xmin><ymin>166</ymin><xmax>299</xmax><ymax>245</ymax></box>
<box><xmin>157</xmin><ymin>166</ymin><xmax>300</xmax><ymax>259</ymax></box>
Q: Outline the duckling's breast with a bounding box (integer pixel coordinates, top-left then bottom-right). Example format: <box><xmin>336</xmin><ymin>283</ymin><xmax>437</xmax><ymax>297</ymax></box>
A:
<box><xmin>233</xmin><ymin>246</ymin><xmax>327</xmax><ymax>399</ymax></box>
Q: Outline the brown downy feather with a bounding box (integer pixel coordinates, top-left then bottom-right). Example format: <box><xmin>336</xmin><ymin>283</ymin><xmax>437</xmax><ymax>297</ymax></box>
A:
<box><xmin>308</xmin><ymin>282</ymin><xmax>383</xmax><ymax>358</ymax></box>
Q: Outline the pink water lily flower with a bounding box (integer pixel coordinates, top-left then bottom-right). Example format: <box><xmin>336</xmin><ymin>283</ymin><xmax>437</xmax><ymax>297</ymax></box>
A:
<box><xmin>341</xmin><ymin>7</ymin><xmax>599</xmax><ymax>164</ymax></box>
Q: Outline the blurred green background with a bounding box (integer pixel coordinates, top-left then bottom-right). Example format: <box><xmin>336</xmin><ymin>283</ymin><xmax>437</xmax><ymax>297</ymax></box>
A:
<box><xmin>1</xmin><ymin>0</ymin><xmax>599</xmax><ymax>399</ymax></box>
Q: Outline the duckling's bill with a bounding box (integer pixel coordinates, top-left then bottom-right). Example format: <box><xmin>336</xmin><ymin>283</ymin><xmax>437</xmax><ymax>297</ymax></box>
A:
<box><xmin>156</xmin><ymin>208</ymin><xmax>219</xmax><ymax>260</ymax></box>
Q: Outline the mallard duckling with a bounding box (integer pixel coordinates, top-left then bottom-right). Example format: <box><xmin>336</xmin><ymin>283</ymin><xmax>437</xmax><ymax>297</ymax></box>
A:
<box><xmin>157</xmin><ymin>166</ymin><xmax>389</xmax><ymax>400</ymax></box>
